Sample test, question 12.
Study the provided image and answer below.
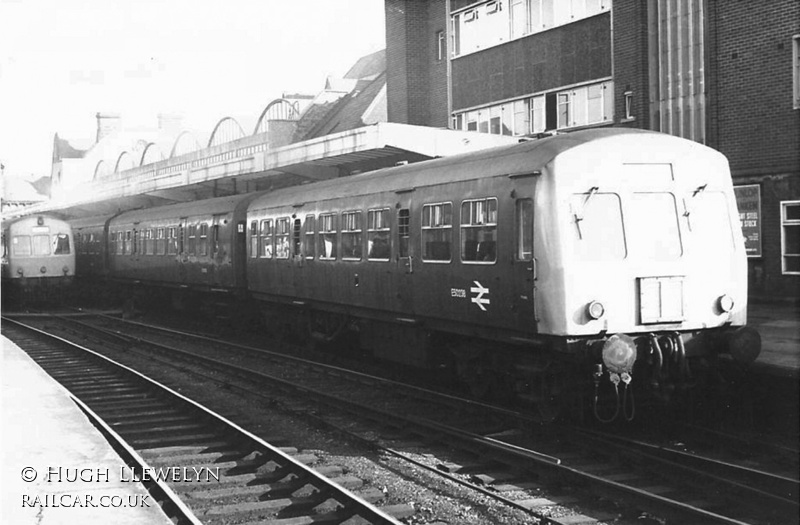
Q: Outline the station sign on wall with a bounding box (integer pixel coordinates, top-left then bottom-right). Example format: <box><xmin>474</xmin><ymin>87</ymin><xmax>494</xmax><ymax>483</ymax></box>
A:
<box><xmin>733</xmin><ymin>184</ymin><xmax>762</xmax><ymax>257</ymax></box>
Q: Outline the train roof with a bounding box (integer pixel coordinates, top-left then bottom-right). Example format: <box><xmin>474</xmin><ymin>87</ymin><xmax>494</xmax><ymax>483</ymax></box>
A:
<box><xmin>249</xmin><ymin>128</ymin><xmax>715</xmax><ymax>209</ymax></box>
<box><xmin>2</xmin><ymin>214</ymin><xmax>71</xmax><ymax>229</ymax></box>
<box><xmin>110</xmin><ymin>193</ymin><xmax>260</xmax><ymax>224</ymax></box>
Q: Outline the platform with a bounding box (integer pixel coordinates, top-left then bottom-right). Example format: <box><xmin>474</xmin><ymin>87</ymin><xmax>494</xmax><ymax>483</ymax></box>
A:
<box><xmin>748</xmin><ymin>301</ymin><xmax>800</xmax><ymax>375</ymax></box>
<box><xmin>0</xmin><ymin>335</ymin><xmax>172</xmax><ymax>524</ymax></box>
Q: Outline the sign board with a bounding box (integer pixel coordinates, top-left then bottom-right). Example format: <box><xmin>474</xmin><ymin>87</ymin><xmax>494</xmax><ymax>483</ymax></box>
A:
<box><xmin>733</xmin><ymin>185</ymin><xmax>762</xmax><ymax>257</ymax></box>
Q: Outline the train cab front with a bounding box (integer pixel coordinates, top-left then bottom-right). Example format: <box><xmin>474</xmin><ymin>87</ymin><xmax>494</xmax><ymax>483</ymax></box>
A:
<box><xmin>542</xmin><ymin>131</ymin><xmax>762</xmax><ymax>422</ymax></box>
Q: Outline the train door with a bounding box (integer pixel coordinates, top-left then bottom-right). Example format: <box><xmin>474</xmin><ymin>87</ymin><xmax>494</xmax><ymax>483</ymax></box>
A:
<box><xmin>210</xmin><ymin>214</ymin><xmax>223</xmax><ymax>285</ymax></box>
<box><xmin>512</xmin><ymin>193</ymin><xmax>537</xmax><ymax>334</ymax></box>
<box><xmin>233</xmin><ymin>216</ymin><xmax>248</xmax><ymax>290</ymax></box>
<box><xmin>394</xmin><ymin>192</ymin><xmax>415</xmax><ymax>314</ymax></box>
<box><xmin>178</xmin><ymin>217</ymin><xmax>188</xmax><ymax>283</ymax></box>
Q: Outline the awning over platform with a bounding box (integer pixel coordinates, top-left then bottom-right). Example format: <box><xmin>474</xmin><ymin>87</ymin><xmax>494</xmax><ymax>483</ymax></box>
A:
<box><xmin>6</xmin><ymin>123</ymin><xmax>518</xmax><ymax>221</ymax></box>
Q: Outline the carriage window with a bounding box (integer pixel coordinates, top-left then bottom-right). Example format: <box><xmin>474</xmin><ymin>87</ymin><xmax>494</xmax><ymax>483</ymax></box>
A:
<box><xmin>114</xmin><ymin>232</ymin><xmax>122</xmax><ymax>255</ymax></box>
<box><xmin>368</xmin><ymin>209</ymin><xmax>390</xmax><ymax>260</ymax></box>
<box><xmin>198</xmin><ymin>223</ymin><xmax>208</xmax><ymax>256</ymax></box>
<box><xmin>570</xmin><ymin>192</ymin><xmax>626</xmax><ymax>261</ymax></box>
<box><xmin>422</xmin><ymin>202</ymin><xmax>452</xmax><ymax>262</ymax></box>
<box><xmin>144</xmin><ymin>230</ymin><xmax>153</xmax><ymax>255</ymax></box>
<box><xmin>304</xmin><ymin>215</ymin><xmax>315</xmax><ymax>259</ymax></box>
<box><xmin>319</xmin><ymin>213</ymin><xmax>338</xmax><ymax>260</ymax></box>
<box><xmin>260</xmin><ymin>219</ymin><xmax>273</xmax><ymax>258</ymax></box>
<box><xmin>211</xmin><ymin>224</ymin><xmax>220</xmax><ymax>255</ymax></box>
<box><xmin>629</xmin><ymin>192</ymin><xmax>682</xmax><ymax>260</ymax></box>
<box><xmin>516</xmin><ymin>199</ymin><xmax>533</xmax><ymax>261</ymax></box>
<box><xmin>156</xmin><ymin>228</ymin><xmax>166</xmax><ymax>255</ymax></box>
<box><xmin>398</xmin><ymin>208</ymin><xmax>410</xmax><ymax>258</ymax></box>
<box><xmin>688</xmin><ymin>192</ymin><xmax>734</xmax><ymax>255</ymax></box>
<box><xmin>167</xmin><ymin>227</ymin><xmax>178</xmax><ymax>255</ymax></box>
<box><xmin>341</xmin><ymin>211</ymin><xmax>363</xmax><ymax>260</ymax></box>
<box><xmin>293</xmin><ymin>218</ymin><xmax>301</xmax><ymax>256</ymax></box>
<box><xmin>187</xmin><ymin>225</ymin><xmax>196</xmax><ymax>255</ymax></box>
<box><xmin>461</xmin><ymin>198</ymin><xmax>497</xmax><ymax>263</ymax></box>
<box><xmin>124</xmin><ymin>230</ymin><xmax>132</xmax><ymax>255</ymax></box>
<box><xmin>53</xmin><ymin>234</ymin><xmax>71</xmax><ymax>255</ymax></box>
<box><xmin>12</xmin><ymin>236</ymin><xmax>32</xmax><ymax>256</ymax></box>
<box><xmin>250</xmin><ymin>221</ymin><xmax>258</xmax><ymax>258</ymax></box>
<box><xmin>275</xmin><ymin>218</ymin><xmax>290</xmax><ymax>259</ymax></box>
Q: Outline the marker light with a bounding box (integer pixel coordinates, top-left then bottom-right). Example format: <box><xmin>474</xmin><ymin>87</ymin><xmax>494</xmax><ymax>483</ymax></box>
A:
<box><xmin>718</xmin><ymin>294</ymin><xmax>734</xmax><ymax>313</ymax></box>
<box><xmin>587</xmin><ymin>300</ymin><xmax>605</xmax><ymax>320</ymax></box>
<box><xmin>40</xmin><ymin>266</ymin><xmax>47</xmax><ymax>274</ymax></box>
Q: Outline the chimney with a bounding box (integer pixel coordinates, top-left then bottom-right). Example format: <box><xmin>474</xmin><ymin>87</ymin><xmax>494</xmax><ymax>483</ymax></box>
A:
<box><xmin>96</xmin><ymin>112</ymin><xmax>121</xmax><ymax>143</ymax></box>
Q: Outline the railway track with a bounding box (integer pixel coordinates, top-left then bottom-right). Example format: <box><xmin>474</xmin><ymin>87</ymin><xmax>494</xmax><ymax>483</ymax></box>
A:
<box><xmin>1</xmin><ymin>316</ymin><xmax>406</xmax><ymax>525</ymax></box>
<box><xmin>9</xmin><ymin>311</ymin><xmax>799</xmax><ymax>525</ymax></box>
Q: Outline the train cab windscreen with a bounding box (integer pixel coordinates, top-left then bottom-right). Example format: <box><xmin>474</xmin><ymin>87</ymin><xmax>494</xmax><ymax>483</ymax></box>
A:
<box><xmin>53</xmin><ymin>234</ymin><xmax>71</xmax><ymax>255</ymax></box>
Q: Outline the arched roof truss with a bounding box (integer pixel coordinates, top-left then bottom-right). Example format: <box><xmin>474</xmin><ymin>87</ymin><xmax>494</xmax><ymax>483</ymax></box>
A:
<box><xmin>140</xmin><ymin>143</ymin><xmax>165</xmax><ymax>166</ymax></box>
<box><xmin>93</xmin><ymin>160</ymin><xmax>111</xmax><ymax>181</ymax></box>
<box><xmin>171</xmin><ymin>131</ymin><xmax>202</xmax><ymax>158</ymax></box>
<box><xmin>254</xmin><ymin>99</ymin><xmax>301</xmax><ymax>134</ymax></box>
<box><xmin>208</xmin><ymin>117</ymin><xmax>245</xmax><ymax>147</ymax></box>
<box><xmin>115</xmin><ymin>151</ymin><xmax>135</xmax><ymax>173</ymax></box>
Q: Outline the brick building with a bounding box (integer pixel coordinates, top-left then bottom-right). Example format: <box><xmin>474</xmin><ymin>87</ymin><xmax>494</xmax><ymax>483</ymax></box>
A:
<box><xmin>385</xmin><ymin>0</ymin><xmax>800</xmax><ymax>300</ymax></box>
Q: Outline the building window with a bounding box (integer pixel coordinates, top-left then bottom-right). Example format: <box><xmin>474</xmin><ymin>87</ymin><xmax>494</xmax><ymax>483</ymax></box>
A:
<box><xmin>461</xmin><ymin>198</ymin><xmax>498</xmax><ymax>263</ymax></box>
<box><xmin>782</xmin><ymin>201</ymin><xmax>800</xmax><ymax>274</ymax></box>
<box><xmin>624</xmin><ymin>90</ymin><xmax>634</xmax><ymax>119</ymax></box>
<box><xmin>341</xmin><ymin>211</ymin><xmax>363</xmax><ymax>260</ymax></box>
<box><xmin>452</xmin><ymin>0</ymin><xmax>609</xmax><ymax>57</ymax></box>
<box><xmin>436</xmin><ymin>30</ymin><xmax>445</xmax><ymax>61</ymax></box>
<box><xmin>367</xmin><ymin>208</ymin><xmax>390</xmax><ymax>260</ymax></box>
<box><xmin>422</xmin><ymin>202</ymin><xmax>452</xmax><ymax>262</ymax></box>
<box><xmin>513</xmin><ymin>99</ymin><xmax>529</xmax><ymax>134</ymax></box>
<box><xmin>793</xmin><ymin>35</ymin><xmax>800</xmax><ymax>109</ymax></box>
<box><xmin>453</xmin><ymin>81</ymin><xmax>612</xmax><ymax>137</ymax></box>
<box><xmin>319</xmin><ymin>213</ymin><xmax>338</xmax><ymax>260</ymax></box>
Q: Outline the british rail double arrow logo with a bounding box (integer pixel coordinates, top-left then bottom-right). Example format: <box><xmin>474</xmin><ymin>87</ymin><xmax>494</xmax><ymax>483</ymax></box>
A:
<box><xmin>470</xmin><ymin>281</ymin><xmax>490</xmax><ymax>311</ymax></box>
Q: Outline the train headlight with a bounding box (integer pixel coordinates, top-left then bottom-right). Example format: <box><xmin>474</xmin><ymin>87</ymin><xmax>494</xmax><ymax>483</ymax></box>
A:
<box><xmin>40</xmin><ymin>266</ymin><xmax>47</xmax><ymax>274</ymax></box>
<box><xmin>586</xmin><ymin>300</ymin><xmax>605</xmax><ymax>320</ymax></box>
<box><xmin>16</xmin><ymin>268</ymin><xmax>23</xmax><ymax>276</ymax></box>
<box><xmin>717</xmin><ymin>294</ymin><xmax>734</xmax><ymax>313</ymax></box>
<box><xmin>63</xmin><ymin>266</ymin><xmax>70</xmax><ymax>275</ymax></box>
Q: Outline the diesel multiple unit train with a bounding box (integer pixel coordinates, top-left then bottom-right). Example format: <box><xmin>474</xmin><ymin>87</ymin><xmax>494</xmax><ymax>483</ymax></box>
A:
<box><xmin>33</xmin><ymin>129</ymin><xmax>763</xmax><ymax>420</ymax></box>
<box><xmin>2</xmin><ymin>214</ymin><xmax>75</xmax><ymax>303</ymax></box>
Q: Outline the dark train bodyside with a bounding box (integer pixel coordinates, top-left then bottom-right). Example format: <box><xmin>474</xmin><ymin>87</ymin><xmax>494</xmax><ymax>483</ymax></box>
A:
<box><xmin>245</xmin><ymin>143</ymin><xmax>544</xmax><ymax>365</ymax></box>
<box><xmin>103</xmin><ymin>194</ymin><xmax>258</xmax><ymax>295</ymax></box>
